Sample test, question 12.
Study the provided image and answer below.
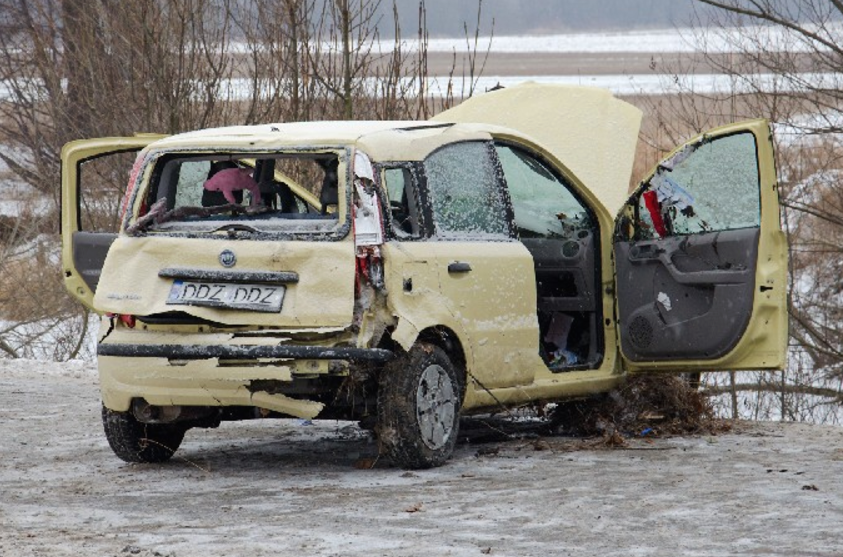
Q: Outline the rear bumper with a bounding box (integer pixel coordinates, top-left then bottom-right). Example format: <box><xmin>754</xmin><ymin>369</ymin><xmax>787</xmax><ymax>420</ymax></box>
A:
<box><xmin>96</xmin><ymin>336</ymin><xmax>392</xmax><ymax>418</ymax></box>
<box><xmin>97</xmin><ymin>343</ymin><xmax>394</xmax><ymax>362</ymax></box>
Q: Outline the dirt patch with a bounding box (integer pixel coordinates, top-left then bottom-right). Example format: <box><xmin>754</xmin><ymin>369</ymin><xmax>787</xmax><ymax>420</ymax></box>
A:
<box><xmin>456</xmin><ymin>374</ymin><xmax>725</xmax><ymax>451</ymax></box>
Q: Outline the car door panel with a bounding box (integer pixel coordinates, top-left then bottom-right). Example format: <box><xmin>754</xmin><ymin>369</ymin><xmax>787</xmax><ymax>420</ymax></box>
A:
<box><xmin>616</xmin><ymin>228</ymin><xmax>758</xmax><ymax>360</ymax></box>
<box><xmin>72</xmin><ymin>231</ymin><xmax>118</xmax><ymax>293</ymax></box>
<box><xmin>522</xmin><ymin>232</ymin><xmax>598</xmax><ymax>313</ymax></box>
<box><xmin>432</xmin><ymin>240</ymin><xmax>540</xmax><ymax>388</ymax></box>
<box><xmin>420</xmin><ymin>140</ymin><xmax>542</xmax><ymax>388</ymax></box>
<box><xmin>62</xmin><ymin>137</ymin><xmax>164</xmax><ymax>309</ymax></box>
<box><xmin>615</xmin><ymin>119</ymin><xmax>787</xmax><ymax>371</ymax></box>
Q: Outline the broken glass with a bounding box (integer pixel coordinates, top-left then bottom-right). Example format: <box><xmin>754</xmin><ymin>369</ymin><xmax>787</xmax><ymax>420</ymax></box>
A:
<box><xmin>130</xmin><ymin>151</ymin><xmax>345</xmax><ymax>237</ymax></box>
<box><xmin>638</xmin><ymin>132</ymin><xmax>760</xmax><ymax>238</ymax></box>
<box><xmin>495</xmin><ymin>144</ymin><xmax>590</xmax><ymax>239</ymax></box>
<box><xmin>424</xmin><ymin>141</ymin><xmax>510</xmax><ymax>238</ymax></box>
<box><xmin>383</xmin><ymin>166</ymin><xmax>422</xmax><ymax>237</ymax></box>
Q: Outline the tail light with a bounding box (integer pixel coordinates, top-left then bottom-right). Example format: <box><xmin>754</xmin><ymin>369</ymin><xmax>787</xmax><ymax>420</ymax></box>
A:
<box><xmin>118</xmin><ymin>314</ymin><xmax>136</xmax><ymax>328</ymax></box>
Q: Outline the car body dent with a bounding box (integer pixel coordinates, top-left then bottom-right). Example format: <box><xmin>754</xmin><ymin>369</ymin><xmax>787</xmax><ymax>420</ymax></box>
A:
<box><xmin>97</xmin><ymin>321</ymin><xmax>343</xmax><ymax>418</ymax></box>
<box><xmin>99</xmin><ymin>354</ymin><xmax>325</xmax><ymax>419</ymax></box>
<box><xmin>94</xmin><ymin>235</ymin><xmax>357</xmax><ymax>328</ymax></box>
<box><xmin>380</xmin><ymin>240</ymin><xmax>543</xmax><ymax>401</ymax></box>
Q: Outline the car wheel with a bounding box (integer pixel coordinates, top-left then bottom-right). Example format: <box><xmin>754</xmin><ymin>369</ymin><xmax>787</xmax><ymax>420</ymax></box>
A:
<box><xmin>377</xmin><ymin>343</ymin><xmax>461</xmax><ymax>469</ymax></box>
<box><xmin>101</xmin><ymin>405</ymin><xmax>186</xmax><ymax>463</ymax></box>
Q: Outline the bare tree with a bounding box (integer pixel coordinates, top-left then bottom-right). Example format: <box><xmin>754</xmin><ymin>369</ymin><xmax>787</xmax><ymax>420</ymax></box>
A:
<box><xmin>639</xmin><ymin>0</ymin><xmax>843</xmax><ymax>419</ymax></box>
<box><xmin>0</xmin><ymin>0</ymin><xmax>491</xmax><ymax>361</ymax></box>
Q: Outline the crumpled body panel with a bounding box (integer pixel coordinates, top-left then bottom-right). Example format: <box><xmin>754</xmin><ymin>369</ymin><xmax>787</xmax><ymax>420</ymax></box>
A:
<box><xmin>94</xmin><ymin>234</ymin><xmax>356</xmax><ymax>328</ymax></box>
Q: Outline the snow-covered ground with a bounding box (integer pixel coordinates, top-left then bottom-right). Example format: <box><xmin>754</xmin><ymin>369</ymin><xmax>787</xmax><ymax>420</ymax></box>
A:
<box><xmin>8</xmin><ymin>26</ymin><xmax>843</xmax><ymax>102</ymax></box>
<box><xmin>231</xmin><ymin>27</ymin><xmax>712</xmax><ymax>56</ymax></box>
<box><xmin>425</xmin><ymin>28</ymin><xmax>704</xmax><ymax>53</ymax></box>
<box><xmin>1</xmin><ymin>360</ymin><xmax>841</xmax><ymax>557</ymax></box>
<box><xmin>429</xmin><ymin>71</ymin><xmax>843</xmax><ymax>97</ymax></box>
<box><xmin>0</xmin><ymin>162</ymin><xmax>48</xmax><ymax>218</ymax></box>
<box><xmin>190</xmin><ymin>70</ymin><xmax>843</xmax><ymax>101</ymax></box>
<box><xmin>0</xmin><ymin>183</ymin><xmax>39</xmax><ymax>217</ymax></box>
<box><xmin>8</xmin><ymin>72</ymin><xmax>832</xmax><ymax>102</ymax></box>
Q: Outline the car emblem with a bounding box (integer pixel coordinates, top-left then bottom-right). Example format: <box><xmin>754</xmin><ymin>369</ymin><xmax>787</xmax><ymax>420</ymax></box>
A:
<box><xmin>219</xmin><ymin>249</ymin><xmax>236</xmax><ymax>268</ymax></box>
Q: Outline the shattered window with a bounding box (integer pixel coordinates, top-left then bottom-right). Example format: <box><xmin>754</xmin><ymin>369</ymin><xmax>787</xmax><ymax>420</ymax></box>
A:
<box><xmin>173</xmin><ymin>161</ymin><xmax>210</xmax><ymax>208</ymax></box>
<box><xmin>637</xmin><ymin>132</ymin><xmax>760</xmax><ymax>238</ymax></box>
<box><xmin>496</xmin><ymin>145</ymin><xmax>591</xmax><ymax>239</ymax></box>
<box><xmin>136</xmin><ymin>152</ymin><xmax>343</xmax><ymax>236</ymax></box>
<box><xmin>424</xmin><ymin>141</ymin><xmax>510</xmax><ymax>238</ymax></box>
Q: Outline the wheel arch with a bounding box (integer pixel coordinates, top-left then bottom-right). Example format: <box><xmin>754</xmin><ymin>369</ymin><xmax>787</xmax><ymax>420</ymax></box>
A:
<box><xmin>417</xmin><ymin>326</ymin><xmax>466</xmax><ymax>373</ymax></box>
<box><xmin>381</xmin><ymin>324</ymin><xmax>469</xmax><ymax>402</ymax></box>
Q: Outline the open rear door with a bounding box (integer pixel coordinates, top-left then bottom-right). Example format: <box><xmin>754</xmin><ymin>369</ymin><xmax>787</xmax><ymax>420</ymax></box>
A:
<box><xmin>614</xmin><ymin>120</ymin><xmax>787</xmax><ymax>371</ymax></box>
<box><xmin>61</xmin><ymin>136</ymin><xmax>164</xmax><ymax>310</ymax></box>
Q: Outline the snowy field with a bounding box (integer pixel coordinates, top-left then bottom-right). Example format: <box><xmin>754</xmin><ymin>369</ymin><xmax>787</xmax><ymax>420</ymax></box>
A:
<box><xmin>404</xmin><ymin>71</ymin><xmax>840</xmax><ymax>97</ymax></box>
<box><xmin>0</xmin><ymin>182</ymin><xmax>50</xmax><ymax>218</ymax></box>
<box><xmin>6</xmin><ymin>27</ymin><xmax>842</xmax><ymax>101</ymax></box>
<box><xmin>179</xmin><ymin>69</ymin><xmax>840</xmax><ymax>101</ymax></box>
<box><xmin>1</xmin><ymin>361</ymin><xmax>841</xmax><ymax>557</ymax></box>
<box><xmin>6</xmin><ymin>71</ymin><xmax>796</xmax><ymax>100</ymax></box>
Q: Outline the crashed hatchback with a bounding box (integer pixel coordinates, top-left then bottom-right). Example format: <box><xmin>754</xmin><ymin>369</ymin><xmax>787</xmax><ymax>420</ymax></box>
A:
<box><xmin>61</xmin><ymin>84</ymin><xmax>787</xmax><ymax>469</ymax></box>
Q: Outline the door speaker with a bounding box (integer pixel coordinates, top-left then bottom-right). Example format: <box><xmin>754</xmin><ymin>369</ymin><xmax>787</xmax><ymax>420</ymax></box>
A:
<box><xmin>628</xmin><ymin>315</ymin><xmax>653</xmax><ymax>350</ymax></box>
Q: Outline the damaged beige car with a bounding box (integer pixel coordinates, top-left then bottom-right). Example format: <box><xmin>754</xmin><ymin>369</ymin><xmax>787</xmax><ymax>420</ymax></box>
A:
<box><xmin>61</xmin><ymin>84</ymin><xmax>787</xmax><ymax>469</ymax></box>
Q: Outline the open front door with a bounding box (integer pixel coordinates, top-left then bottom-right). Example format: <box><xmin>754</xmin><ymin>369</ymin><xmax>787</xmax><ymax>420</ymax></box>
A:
<box><xmin>614</xmin><ymin>120</ymin><xmax>787</xmax><ymax>372</ymax></box>
<box><xmin>61</xmin><ymin>136</ymin><xmax>164</xmax><ymax>310</ymax></box>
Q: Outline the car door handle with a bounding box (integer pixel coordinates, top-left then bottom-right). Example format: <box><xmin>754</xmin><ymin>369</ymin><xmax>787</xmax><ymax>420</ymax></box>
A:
<box><xmin>659</xmin><ymin>253</ymin><xmax>750</xmax><ymax>285</ymax></box>
<box><xmin>626</xmin><ymin>241</ymin><xmax>749</xmax><ymax>285</ymax></box>
<box><xmin>448</xmin><ymin>261</ymin><xmax>472</xmax><ymax>274</ymax></box>
<box><xmin>628</xmin><ymin>242</ymin><xmax>663</xmax><ymax>260</ymax></box>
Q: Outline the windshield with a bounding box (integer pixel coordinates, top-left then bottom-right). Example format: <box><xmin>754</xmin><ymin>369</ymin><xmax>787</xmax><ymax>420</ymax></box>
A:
<box><xmin>129</xmin><ymin>150</ymin><xmax>347</xmax><ymax>236</ymax></box>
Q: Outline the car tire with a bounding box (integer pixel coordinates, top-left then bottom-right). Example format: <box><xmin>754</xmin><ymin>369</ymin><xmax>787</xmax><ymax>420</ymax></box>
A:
<box><xmin>101</xmin><ymin>405</ymin><xmax>186</xmax><ymax>463</ymax></box>
<box><xmin>377</xmin><ymin>343</ymin><xmax>462</xmax><ymax>469</ymax></box>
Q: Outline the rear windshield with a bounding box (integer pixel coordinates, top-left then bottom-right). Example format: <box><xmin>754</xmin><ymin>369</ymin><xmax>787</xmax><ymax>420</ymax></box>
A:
<box><xmin>131</xmin><ymin>150</ymin><xmax>348</xmax><ymax>237</ymax></box>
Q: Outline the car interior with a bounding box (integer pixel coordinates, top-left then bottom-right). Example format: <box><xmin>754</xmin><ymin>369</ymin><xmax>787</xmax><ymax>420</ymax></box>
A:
<box><xmin>495</xmin><ymin>144</ymin><xmax>603</xmax><ymax>371</ymax></box>
<box><xmin>145</xmin><ymin>153</ymin><xmax>342</xmax><ymax>221</ymax></box>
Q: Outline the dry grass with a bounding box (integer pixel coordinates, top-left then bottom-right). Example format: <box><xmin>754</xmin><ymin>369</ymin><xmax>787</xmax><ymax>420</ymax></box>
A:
<box><xmin>0</xmin><ymin>184</ymin><xmax>67</xmax><ymax>322</ymax></box>
<box><xmin>0</xmin><ymin>242</ymin><xmax>71</xmax><ymax>322</ymax></box>
<box><xmin>551</xmin><ymin>374</ymin><xmax>729</xmax><ymax>440</ymax></box>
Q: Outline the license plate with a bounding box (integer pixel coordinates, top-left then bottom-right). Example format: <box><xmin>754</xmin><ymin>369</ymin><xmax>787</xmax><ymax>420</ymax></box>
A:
<box><xmin>167</xmin><ymin>280</ymin><xmax>285</xmax><ymax>312</ymax></box>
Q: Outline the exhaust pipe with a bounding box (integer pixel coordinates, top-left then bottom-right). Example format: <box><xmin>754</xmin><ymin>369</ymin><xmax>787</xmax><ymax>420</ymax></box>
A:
<box><xmin>132</xmin><ymin>399</ymin><xmax>182</xmax><ymax>424</ymax></box>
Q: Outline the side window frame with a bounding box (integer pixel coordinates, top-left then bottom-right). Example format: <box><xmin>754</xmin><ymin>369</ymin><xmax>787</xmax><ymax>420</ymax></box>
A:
<box><xmin>494</xmin><ymin>141</ymin><xmax>596</xmax><ymax>241</ymax></box>
<box><xmin>379</xmin><ymin>162</ymin><xmax>429</xmax><ymax>240</ymax></box>
<box><xmin>419</xmin><ymin>140</ymin><xmax>517</xmax><ymax>241</ymax></box>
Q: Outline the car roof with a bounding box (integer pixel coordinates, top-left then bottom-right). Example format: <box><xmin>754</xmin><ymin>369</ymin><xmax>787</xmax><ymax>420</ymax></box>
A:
<box><xmin>149</xmin><ymin>120</ymin><xmax>496</xmax><ymax>162</ymax></box>
<box><xmin>148</xmin><ymin>83</ymin><xmax>643</xmax><ymax>216</ymax></box>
